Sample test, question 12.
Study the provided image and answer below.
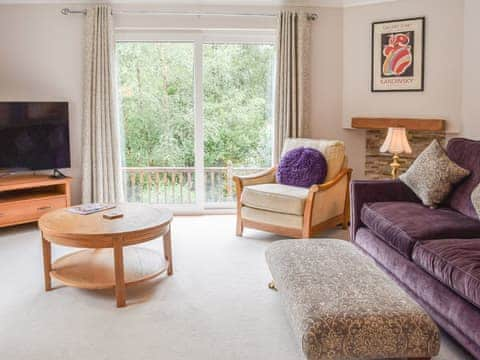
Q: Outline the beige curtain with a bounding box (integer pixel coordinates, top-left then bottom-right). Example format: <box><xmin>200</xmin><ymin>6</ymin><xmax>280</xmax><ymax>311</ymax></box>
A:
<box><xmin>82</xmin><ymin>4</ymin><xmax>123</xmax><ymax>203</ymax></box>
<box><xmin>274</xmin><ymin>10</ymin><xmax>311</xmax><ymax>161</ymax></box>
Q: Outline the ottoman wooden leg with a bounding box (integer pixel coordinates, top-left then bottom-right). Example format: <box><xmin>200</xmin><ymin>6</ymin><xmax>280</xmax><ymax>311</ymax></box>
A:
<box><xmin>268</xmin><ymin>280</ymin><xmax>277</xmax><ymax>291</ymax></box>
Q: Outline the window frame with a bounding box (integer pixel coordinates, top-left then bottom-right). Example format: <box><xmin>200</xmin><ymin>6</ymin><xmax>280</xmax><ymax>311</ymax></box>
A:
<box><xmin>116</xmin><ymin>30</ymin><xmax>276</xmax><ymax>213</ymax></box>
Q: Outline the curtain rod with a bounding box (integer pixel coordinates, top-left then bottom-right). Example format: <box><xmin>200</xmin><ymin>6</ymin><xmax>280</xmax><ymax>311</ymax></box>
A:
<box><xmin>60</xmin><ymin>8</ymin><xmax>318</xmax><ymax>20</ymax></box>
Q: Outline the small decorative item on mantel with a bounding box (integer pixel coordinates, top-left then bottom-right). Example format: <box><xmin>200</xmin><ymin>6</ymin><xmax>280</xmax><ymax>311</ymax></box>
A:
<box><xmin>380</xmin><ymin>127</ymin><xmax>412</xmax><ymax>179</ymax></box>
<box><xmin>371</xmin><ymin>17</ymin><xmax>425</xmax><ymax>92</ymax></box>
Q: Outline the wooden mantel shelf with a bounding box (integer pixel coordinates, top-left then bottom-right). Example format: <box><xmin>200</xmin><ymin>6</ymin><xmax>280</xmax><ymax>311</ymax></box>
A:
<box><xmin>352</xmin><ymin>117</ymin><xmax>445</xmax><ymax>131</ymax></box>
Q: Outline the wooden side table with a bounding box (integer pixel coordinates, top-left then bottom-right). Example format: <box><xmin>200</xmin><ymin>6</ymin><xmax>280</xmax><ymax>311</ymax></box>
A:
<box><xmin>38</xmin><ymin>203</ymin><xmax>173</xmax><ymax>307</ymax></box>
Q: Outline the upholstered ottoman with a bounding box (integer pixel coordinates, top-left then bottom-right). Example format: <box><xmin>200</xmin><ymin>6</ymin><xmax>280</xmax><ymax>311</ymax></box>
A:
<box><xmin>265</xmin><ymin>239</ymin><xmax>440</xmax><ymax>360</ymax></box>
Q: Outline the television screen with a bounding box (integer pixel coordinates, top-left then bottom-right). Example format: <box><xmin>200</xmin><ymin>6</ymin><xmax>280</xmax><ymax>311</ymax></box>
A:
<box><xmin>0</xmin><ymin>102</ymin><xmax>71</xmax><ymax>171</ymax></box>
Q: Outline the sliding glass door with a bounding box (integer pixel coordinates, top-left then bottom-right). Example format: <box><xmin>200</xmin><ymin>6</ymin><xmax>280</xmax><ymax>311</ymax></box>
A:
<box><xmin>203</xmin><ymin>43</ymin><xmax>275</xmax><ymax>205</ymax></box>
<box><xmin>116</xmin><ymin>33</ymin><xmax>275</xmax><ymax>210</ymax></box>
<box><xmin>117</xmin><ymin>42</ymin><xmax>196</xmax><ymax>206</ymax></box>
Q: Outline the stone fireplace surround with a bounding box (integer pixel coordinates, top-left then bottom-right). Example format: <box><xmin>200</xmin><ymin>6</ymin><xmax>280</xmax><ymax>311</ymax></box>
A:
<box><xmin>352</xmin><ymin>118</ymin><xmax>446</xmax><ymax>179</ymax></box>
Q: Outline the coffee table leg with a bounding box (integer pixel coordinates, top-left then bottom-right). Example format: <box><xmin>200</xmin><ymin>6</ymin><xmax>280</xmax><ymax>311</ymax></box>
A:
<box><xmin>163</xmin><ymin>226</ymin><xmax>173</xmax><ymax>276</ymax></box>
<box><xmin>113</xmin><ymin>239</ymin><xmax>126</xmax><ymax>308</ymax></box>
<box><xmin>41</xmin><ymin>233</ymin><xmax>52</xmax><ymax>291</ymax></box>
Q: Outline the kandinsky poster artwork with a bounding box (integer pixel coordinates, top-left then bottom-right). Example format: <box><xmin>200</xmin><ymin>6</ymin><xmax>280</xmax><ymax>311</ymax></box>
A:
<box><xmin>371</xmin><ymin>17</ymin><xmax>425</xmax><ymax>92</ymax></box>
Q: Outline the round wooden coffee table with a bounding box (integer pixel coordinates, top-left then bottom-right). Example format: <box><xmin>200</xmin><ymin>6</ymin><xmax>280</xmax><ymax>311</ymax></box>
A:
<box><xmin>39</xmin><ymin>203</ymin><xmax>173</xmax><ymax>307</ymax></box>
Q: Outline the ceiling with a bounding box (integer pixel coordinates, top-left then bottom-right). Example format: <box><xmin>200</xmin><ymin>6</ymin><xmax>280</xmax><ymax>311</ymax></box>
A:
<box><xmin>0</xmin><ymin>0</ymin><xmax>398</xmax><ymax>8</ymax></box>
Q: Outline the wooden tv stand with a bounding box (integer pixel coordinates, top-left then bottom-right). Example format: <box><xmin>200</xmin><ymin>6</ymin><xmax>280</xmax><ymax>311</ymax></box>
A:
<box><xmin>0</xmin><ymin>175</ymin><xmax>71</xmax><ymax>228</ymax></box>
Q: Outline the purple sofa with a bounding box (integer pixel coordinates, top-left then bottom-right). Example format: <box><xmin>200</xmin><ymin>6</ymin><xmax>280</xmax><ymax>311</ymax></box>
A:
<box><xmin>350</xmin><ymin>138</ymin><xmax>480</xmax><ymax>359</ymax></box>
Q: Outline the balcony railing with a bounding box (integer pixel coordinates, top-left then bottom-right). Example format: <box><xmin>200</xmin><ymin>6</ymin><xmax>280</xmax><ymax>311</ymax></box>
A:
<box><xmin>123</xmin><ymin>162</ymin><xmax>266</xmax><ymax>205</ymax></box>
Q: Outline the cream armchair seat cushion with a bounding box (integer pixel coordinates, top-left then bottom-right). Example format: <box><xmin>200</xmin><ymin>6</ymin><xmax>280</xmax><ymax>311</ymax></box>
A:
<box><xmin>241</xmin><ymin>183</ymin><xmax>309</xmax><ymax>216</ymax></box>
<box><xmin>241</xmin><ymin>207</ymin><xmax>304</xmax><ymax>230</ymax></box>
<box><xmin>282</xmin><ymin>138</ymin><xmax>345</xmax><ymax>181</ymax></box>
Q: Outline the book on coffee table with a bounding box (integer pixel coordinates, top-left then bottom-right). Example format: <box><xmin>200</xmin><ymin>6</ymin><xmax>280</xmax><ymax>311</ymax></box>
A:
<box><xmin>68</xmin><ymin>203</ymin><xmax>116</xmax><ymax>215</ymax></box>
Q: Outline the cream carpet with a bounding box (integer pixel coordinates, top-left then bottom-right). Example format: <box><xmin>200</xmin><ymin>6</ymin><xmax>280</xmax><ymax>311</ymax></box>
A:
<box><xmin>0</xmin><ymin>215</ymin><xmax>473</xmax><ymax>360</ymax></box>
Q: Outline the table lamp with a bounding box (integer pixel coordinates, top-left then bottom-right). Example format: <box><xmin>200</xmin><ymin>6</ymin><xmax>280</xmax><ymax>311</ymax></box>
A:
<box><xmin>380</xmin><ymin>127</ymin><xmax>412</xmax><ymax>179</ymax></box>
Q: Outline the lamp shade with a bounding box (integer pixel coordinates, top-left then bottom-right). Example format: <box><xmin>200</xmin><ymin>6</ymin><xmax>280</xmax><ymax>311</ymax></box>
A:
<box><xmin>380</xmin><ymin>127</ymin><xmax>412</xmax><ymax>154</ymax></box>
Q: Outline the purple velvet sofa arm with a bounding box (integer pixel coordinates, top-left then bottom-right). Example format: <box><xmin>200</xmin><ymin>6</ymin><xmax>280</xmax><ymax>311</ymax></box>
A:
<box><xmin>350</xmin><ymin>179</ymin><xmax>420</xmax><ymax>241</ymax></box>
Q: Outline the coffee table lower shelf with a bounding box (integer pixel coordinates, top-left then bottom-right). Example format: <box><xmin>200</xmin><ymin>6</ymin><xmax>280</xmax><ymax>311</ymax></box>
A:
<box><xmin>50</xmin><ymin>247</ymin><xmax>167</xmax><ymax>290</ymax></box>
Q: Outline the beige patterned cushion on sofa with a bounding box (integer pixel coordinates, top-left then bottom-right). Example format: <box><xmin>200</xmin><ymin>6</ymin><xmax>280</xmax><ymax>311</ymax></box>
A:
<box><xmin>400</xmin><ymin>139</ymin><xmax>470</xmax><ymax>207</ymax></box>
<box><xmin>266</xmin><ymin>239</ymin><xmax>440</xmax><ymax>360</ymax></box>
<box><xmin>282</xmin><ymin>138</ymin><xmax>345</xmax><ymax>181</ymax></box>
<box><xmin>241</xmin><ymin>183</ymin><xmax>309</xmax><ymax>216</ymax></box>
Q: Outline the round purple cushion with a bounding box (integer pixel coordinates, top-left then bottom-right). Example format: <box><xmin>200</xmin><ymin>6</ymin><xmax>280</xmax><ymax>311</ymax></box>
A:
<box><xmin>276</xmin><ymin>147</ymin><xmax>328</xmax><ymax>188</ymax></box>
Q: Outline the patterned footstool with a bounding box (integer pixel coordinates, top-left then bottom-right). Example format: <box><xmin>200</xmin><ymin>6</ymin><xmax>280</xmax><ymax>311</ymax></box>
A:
<box><xmin>265</xmin><ymin>239</ymin><xmax>440</xmax><ymax>360</ymax></box>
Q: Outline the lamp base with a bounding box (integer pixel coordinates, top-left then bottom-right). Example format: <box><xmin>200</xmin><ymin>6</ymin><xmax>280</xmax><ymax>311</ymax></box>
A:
<box><xmin>390</xmin><ymin>154</ymin><xmax>401</xmax><ymax>179</ymax></box>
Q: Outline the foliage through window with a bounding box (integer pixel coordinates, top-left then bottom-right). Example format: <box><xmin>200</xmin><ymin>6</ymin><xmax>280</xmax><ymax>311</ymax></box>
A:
<box><xmin>117</xmin><ymin>40</ymin><xmax>275</xmax><ymax>207</ymax></box>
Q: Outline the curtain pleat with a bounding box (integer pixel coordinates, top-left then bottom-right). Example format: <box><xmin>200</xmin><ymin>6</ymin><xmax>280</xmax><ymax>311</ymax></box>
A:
<box><xmin>82</xmin><ymin>4</ymin><xmax>123</xmax><ymax>203</ymax></box>
<box><xmin>274</xmin><ymin>10</ymin><xmax>311</xmax><ymax>161</ymax></box>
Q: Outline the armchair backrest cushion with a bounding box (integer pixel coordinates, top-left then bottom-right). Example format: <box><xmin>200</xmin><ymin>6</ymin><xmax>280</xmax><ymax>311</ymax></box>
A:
<box><xmin>282</xmin><ymin>138</ymin><xmax>345</xmax><ymax>181</ymax></box>
<box><xmin>446</xmin><ymin>138</ymin><xmax>480</xmax><ymax>219</ymax></box>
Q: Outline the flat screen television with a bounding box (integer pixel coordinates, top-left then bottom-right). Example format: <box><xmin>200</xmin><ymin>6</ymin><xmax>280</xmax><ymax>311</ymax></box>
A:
<box><xmin>0</xmin><ymin>102</ymin><xmax>71</xmax><ymax>171</ymax></box>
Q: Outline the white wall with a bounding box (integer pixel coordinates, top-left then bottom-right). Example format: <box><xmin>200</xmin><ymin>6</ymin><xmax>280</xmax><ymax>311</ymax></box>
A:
<box><xmin>0</xmin><ymin>1</ymin><xmax>471</xmax><ymax>196</ymax></box>
<box><xmin>309</xmin><ymin>7</ymin><xmax>366</xmax><ymax>179</ymax></box>
<box><xmin>311</xmin><ymin>0</ymin><xmax>465</xmax><ymax>178</ymax></box>
<box><xmin>113</xmin><ymin>3</ymin><xmax>277</xmax><ymax>30</ymax></box>
<box><xmin>0</xmin><ymin>3</ymin><xmax>342</xmax><ymax>201</ymax></box>
<box><xmin>462</xmin><ymin>0</ymin><xmax>480</xmax><ymax>140</ymax></box>
<box><xmin>342</xmin><ymin>0</ymin><xmax>464</xmax><ymax>133</ymax></box>
<box><xmin>0</xmin><ymin>5</ymin><xmax>84</xmax><ymax>203</ymax></box>
<box><xmin>0</xmin><ymin>3</ymin><xmax>279</xmax><ymax>204</ymax></box>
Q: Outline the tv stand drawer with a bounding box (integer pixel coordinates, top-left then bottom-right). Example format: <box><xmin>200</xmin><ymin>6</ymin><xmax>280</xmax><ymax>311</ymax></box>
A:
<box><xmin>0</xmin><ymin>197</ymin><xmax>66</xmax><ymax>227</ymax></box>
<box><xmin>0</xmin><ymin>175</ymin><xmax>71</xmax><ymax>228</ymax></box>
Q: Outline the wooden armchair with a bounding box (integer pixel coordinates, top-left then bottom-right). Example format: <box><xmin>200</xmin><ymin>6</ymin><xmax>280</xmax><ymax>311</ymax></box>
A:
<box><xmin>233</xmin><ymin>139</ymin><xmax>352</xmax><ymax>238</ymax></box>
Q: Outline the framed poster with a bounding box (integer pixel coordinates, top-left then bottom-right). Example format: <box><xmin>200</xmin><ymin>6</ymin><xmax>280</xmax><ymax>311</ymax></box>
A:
<box><xmin>371</xmin><ymin>17</ymin><xmax>425</xmax><ymax>92</ymax></box>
